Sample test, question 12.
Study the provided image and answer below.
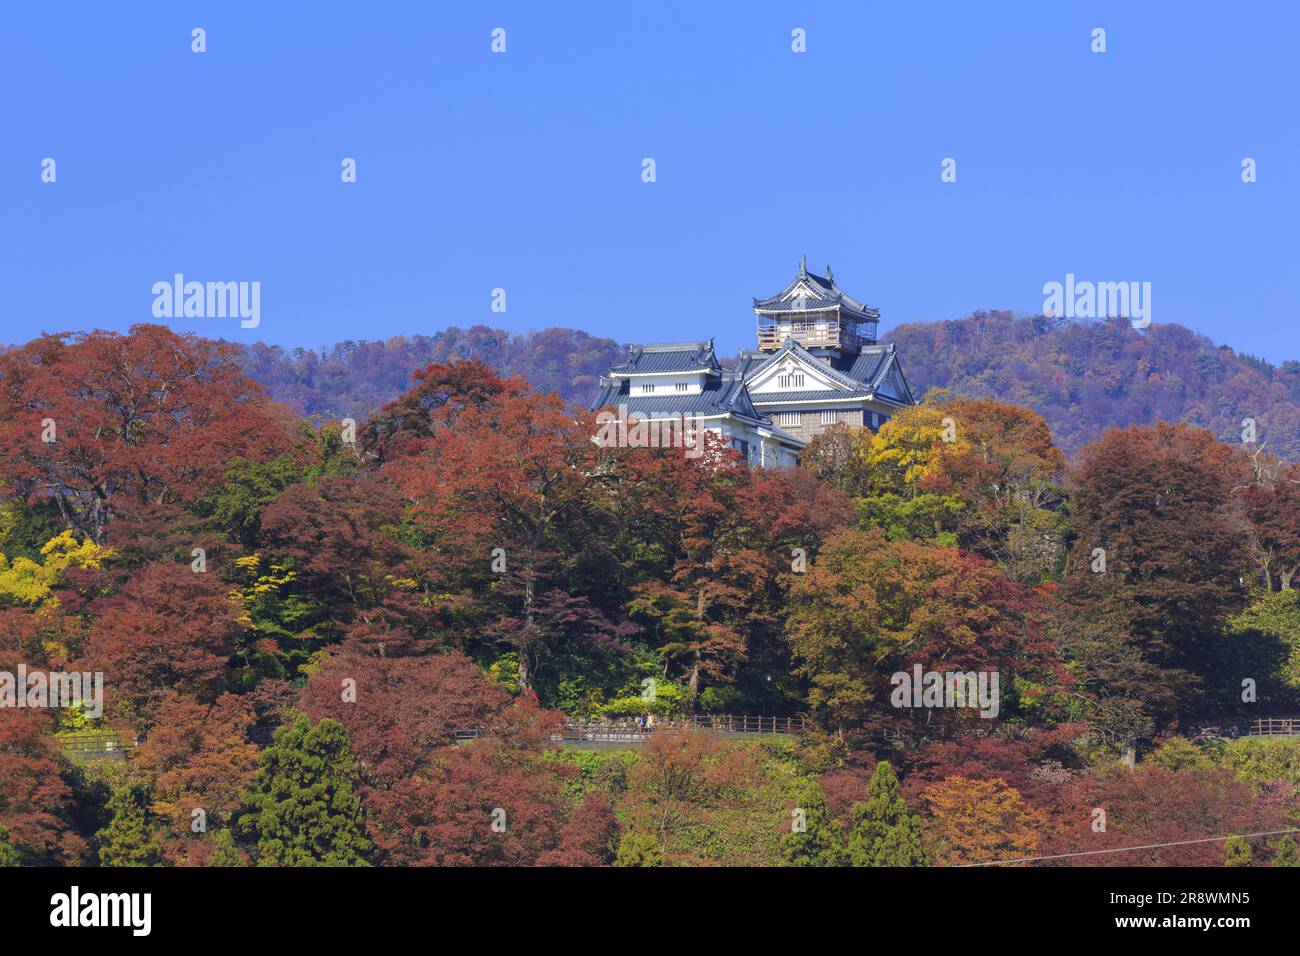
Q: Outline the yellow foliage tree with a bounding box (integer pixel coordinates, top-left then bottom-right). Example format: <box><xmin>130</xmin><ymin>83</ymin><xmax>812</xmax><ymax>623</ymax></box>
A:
<box><xmin>863</xmin><ymin>402</ymin><xmax>961</xmax><ymax>497</ymax></box>
<box><xmin>922</xmin><ymin>775</ymin><xmax>1046</xmax><ymax>866</ymax></box>
<box><xmin>0</xmin><ymin>530</ymin><xmax>107</xmax><ymax>607</ymax></box>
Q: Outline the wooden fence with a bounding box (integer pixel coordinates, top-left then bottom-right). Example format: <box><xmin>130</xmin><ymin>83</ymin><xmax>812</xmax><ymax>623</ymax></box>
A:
<box><xmin>57</xmin><ymin>733</ymin><xmax>136</xmax><ymax>760</ymax></box>
<box><xmin>1188</xmin><ymin>717</ymin><xmax>1300</xmax><ymax>739</ymax></box>
<box><xmin>54</xmin><ymin>713</ymin><xmax>1300</xmax><ymax>761</ymax></box>
<box><xmin>454</xmin><ymin>714</ymin><xmax>807</xmax><ymax>744</ymax></box>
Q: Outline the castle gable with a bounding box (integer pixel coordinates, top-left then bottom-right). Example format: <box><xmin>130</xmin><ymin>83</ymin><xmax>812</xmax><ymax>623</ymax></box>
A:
<box><xmin>745</xmin><ymin>339</ymin><xmax>863</xmax><ymax>396</ymax></box>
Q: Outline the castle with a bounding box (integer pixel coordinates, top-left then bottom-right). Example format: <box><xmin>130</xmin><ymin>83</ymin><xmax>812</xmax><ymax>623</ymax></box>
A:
<box><xmin>590</xmin><ymin>258</ymin><xmax>915</xmax><ymax>466</ymax></box>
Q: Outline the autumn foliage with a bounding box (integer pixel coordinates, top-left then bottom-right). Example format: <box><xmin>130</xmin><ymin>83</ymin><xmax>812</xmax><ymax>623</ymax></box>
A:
<box><xmin>1</xmin><ymin>325</ymin><xmax>1296</xmax><ymax>868</ymax></box>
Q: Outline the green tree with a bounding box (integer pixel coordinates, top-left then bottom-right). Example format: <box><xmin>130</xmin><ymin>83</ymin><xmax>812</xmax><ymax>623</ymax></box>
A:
<box><xmin>206</xmin><ymin>829</ymin><xmax>248</xmax><ymax>867</ymax></box>
<box><xmin>846</xmin><ymin>762</ymin><xmax>927</xmax><ymax>866</ymax></box>
<box><xmin>1272</xmin><ymin>835</ymin><xmax>1300</xmax><ymax>867</ymax></box>
<box><xmin>614</xmin><ymin>832</ymin><xmax>664</xmax><ymax>867</ymax></box>
<box><xmin>1223</xmin><ymin>836</ymin><xmax>1252</xmax><ymax>867</ymax></box>
<box><xmin>0</xmin><ymin>826</ymin><xmax>19</xmax><ymax>868</ymax></box>
<box><xmin>1229</xmin><ymin>589</ymin><xmax>1300</xmax><ymax>690</ymax></box>
<box><xmin>237</xmin><ymin>716</ymin><xmax>371</xmax><ymax>866</ymax></box>
<box><xmin>97</xmin><ymin>782</ymin><xmax>162</xmax><ymax>867</ymax></box>
<box><xmin>1146</xmin><ymin>738</ymin><xmax>1215</xmax><ymax>773</ymax></box>
<box><xmin>194</xmin><ymin>454</ymin><xmax>306</xmax><ymax>548</ymax></box>
<box><xmin>782</xmin><ymin>781</ymin><xmax>846</xmax><ymax>867</ymax></box>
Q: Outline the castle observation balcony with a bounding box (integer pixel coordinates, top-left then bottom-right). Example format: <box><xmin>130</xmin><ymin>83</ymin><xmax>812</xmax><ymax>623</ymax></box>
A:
<box><xmin>753</xmin><ymin>258</ymin><xmax>879</xmax><ymax>353</ymax></box>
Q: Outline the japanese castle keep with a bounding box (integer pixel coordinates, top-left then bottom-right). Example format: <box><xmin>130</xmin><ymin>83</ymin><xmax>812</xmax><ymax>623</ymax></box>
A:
<box><xmin>591</xmin><ymin>259</ymin><xmax>915</xmax><ymax>467</ymax></box>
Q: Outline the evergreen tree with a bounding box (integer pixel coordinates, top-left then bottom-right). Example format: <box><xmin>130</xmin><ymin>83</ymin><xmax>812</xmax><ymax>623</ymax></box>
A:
<box><xmin>782</xmin><ymin>781</ymin><xmax>846</xmax><ymax>867</ymax></box>
<box><xmin>97</xmin><ymin>781</ymin><xmax>162</xmax><ymax>867</ymax></box>
<box><xmin>614</xmin><ymin>832</ymin><xmax>664</xmax><ymax>867</ymax></box>
<box><xmin>0</xmin><ymin>826</ymin><xmax>19</xmax><ymax>867</ymax></box>
<box><xmin>847</xmin><ymin>762</ymin><xmax>927</xmax><ymax>866</ymax></box>
<box><xmin>206</xmin><ymin>829</ymin><xmax>247</xmax><ymax>867</ymax></box>
<box><xmin>1273</xmin><ymin>835</ymin><xmax>1300</xmax><ymax>867</ymax></box>
<box><xmin>237</xmin><ymin>716</ymin><xmax>371</xmax><ymax>866</ymax></box>
<box><xmin>1224</xmin><ymin>836</ymin><xmax>1252</xmax><ymax>867</ymax></box>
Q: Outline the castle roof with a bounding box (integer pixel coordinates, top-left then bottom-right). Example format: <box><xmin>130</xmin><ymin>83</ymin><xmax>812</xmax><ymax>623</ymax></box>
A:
<box><xmin>607</xmin><ymin>339</ymin><xmax>720</xmax><ymax>376</ymax></box>
<box><xmin>592</xmin><ymin>366</ymin><xmax>752</xmax><ymax>419</ymax></box>
<box><xmin>753</xmin><ymin>259</ymin><xmax>880</xmax><ymax>325</ymax></box>
<box><xmin>737</xmin><ymin>340</ymin><xmax>912</xmax><ymax>405</ymax></box>
<box><xmin>590</xmin><ymin>366</ymin><xmax>803</xmax><ymax>446</ymax></box>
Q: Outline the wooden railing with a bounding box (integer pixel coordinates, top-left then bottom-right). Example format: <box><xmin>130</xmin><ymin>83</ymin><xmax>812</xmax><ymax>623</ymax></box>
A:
<box><xmin>1139</xmin><ymin>717</ymin><xmax>1300</xmax><ymax>742</ymax></box>
<box><xmin>587</xmin><ymin>712</ymin><xmax>800</xmax><ymax>738</ymax></box>
<box><xmin>1250</xmin><ymin>717</ymin><xmax>1300</xmax><ymax>736</ymax></box>
<box><xmin>757</xmin><ymin>327</ymin><xmax>848</xmax><ymax>352</ymax></box>
<box><xmin>57</xmin><ymin>714</ymin><xmax>1300</xmax><ymax>761</ymax></box>
<box><xmin>454</xmin><ymin>714</ymin><xmax>807</xmax><ymax>743</ymax></box>
<box><xmin>755</xmin><ymin>313</ymin><xmax>876</xmax><ymax>351</ymax></box>
<box><xmin>57</xmin><ymin>732</ymin><xmax>136</xmax><ymax>760</ymax></box>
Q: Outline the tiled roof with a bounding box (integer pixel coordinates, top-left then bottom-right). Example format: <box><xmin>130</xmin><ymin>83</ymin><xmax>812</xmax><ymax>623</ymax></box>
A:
<box><xmin>829</xmin><ymin>344</ymin><xmax>895</xmax><ymax>387</ymax></box>
<box><xmin>592</xmin><ymin>368</ymin><xmax>804</xmax><ymax>444</ymax></box>
<box><xmin>608</xmin><ymin>340</ymin><xmax>720</xmax><ymax>375</ymax></box>
<box><xmin>754</xmin><ymin>263</ymin><xmax>880</xmax><ymax>324</ymax></box>
<box><xmin>738</xmin><ymin>341</ymin><xmax>911</xmax><ymax>405</ymax></box>
<box><xmin>785</xmin><ymin>340</ymin><xmax>873</xmax><ymax>390</ymax></box>
<box><xmin>592</xmin><ymin>370</ymin><xmax>750</xmax><ymax>418</ymax></box>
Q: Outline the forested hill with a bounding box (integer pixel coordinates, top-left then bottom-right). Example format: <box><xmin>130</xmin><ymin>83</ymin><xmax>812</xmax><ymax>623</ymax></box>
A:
<box><xmin>232</xmin><ymin>314</ymin><xmax>1300</xmax><ymax>460</ymax></box>
<box><xmin>231</xmin><ymin>325</ymin><xmax>624</xmax><ymax>422</ymax></box>
<box><xmin>884</xmin><ymin>313</ymin><xmax>1300</xmax><ymax>460</ymax></box>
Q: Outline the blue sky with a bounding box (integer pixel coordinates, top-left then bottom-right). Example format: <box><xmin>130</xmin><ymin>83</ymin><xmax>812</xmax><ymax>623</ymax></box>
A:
<box><xmin>4</xmin><ymin>1</ymin><xmax>1297</xmax><ymax>361</ymax></box>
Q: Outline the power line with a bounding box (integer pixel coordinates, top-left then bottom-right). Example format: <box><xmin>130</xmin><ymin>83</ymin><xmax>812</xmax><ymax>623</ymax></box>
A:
<box><xmin>960</xmin><ymin>828</ymin><xmax>1300</xmax><ymax>867</ymax></box>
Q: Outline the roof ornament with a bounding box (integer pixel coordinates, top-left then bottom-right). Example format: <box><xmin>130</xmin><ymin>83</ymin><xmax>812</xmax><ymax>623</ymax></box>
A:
<box><xmin>799</xmin><ymin>253</ymin><xmax>807</xmax><ymax>274</ymax></box>
<box><xmin>826</xmin><ymin>262</ymin><xmax>833</xmax><ymax>282</ymax></box>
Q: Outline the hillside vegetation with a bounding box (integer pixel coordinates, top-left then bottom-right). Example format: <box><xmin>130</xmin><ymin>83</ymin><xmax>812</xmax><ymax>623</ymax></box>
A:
<box><xmin>232</xmin><ymin>314</ymin><xmax>1300</xmax><ymax>461</ymax></box>
<box><xmin>886</xmin><ymin>312</ymin><xmax>1300</xmax><ymax>460</ymax></box>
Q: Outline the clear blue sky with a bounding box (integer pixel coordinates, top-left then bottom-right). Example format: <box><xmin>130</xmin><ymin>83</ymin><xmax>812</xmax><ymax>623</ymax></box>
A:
<box><xmin>4</xmin><ymin>1</ymin><xmax>1297</xmax><ymax>361</ymax></box>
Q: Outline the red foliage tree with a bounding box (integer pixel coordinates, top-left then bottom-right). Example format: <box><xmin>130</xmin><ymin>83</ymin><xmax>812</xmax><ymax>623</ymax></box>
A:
<box><xmin>1241</xmin><ymin>460</ymin><xmax>1300</xmax><ymax>591</ymax></box>
<box><xmin>359</xmin><ymin>359</ymin><xmax>515</xmax><ymax>465</ymax></box>
<box><xmin>1064</xmin><ymin>423</ymin><xmax>1251</xmax><ymax>635</ymax></box>
<box><xmin>616</xmin><ymin>443</ymin><xmax>852</xmax><ymax>707</ymax></box>
<box><xmin>1059</xmin><ymin>423</ymin><xmax>1254</xmax><ymax>738</ymax></box>
<box><xmin>0</xmin><ymin>325</ymin><xmax>290</xmax><ymax>543</ymax></box>
<box><xmin>0</xmin><ymin>710</ymin><xmax>86</xmax><ymax>864</ymax></box>
<box><xmin>900</xmin><ymin>725</ymin><xmax>1087</xmax><ymax>812</ymax></box>
<box><xmin>385</xmin><ymin>377</ymin><xmax>611</xmax><ymax>691</ymax></box>
<box><xmin>129</xmin><ymin>691</ymin><xmax>260</xmax><ymax>865</ymax></box>
<box><xmin>295</xmin><ymin>650</ymin><xmax>594</xmax><ymax>865</ymax></box>
<box><xmin>80</xmin><ymin>562</ymin><xmax>243</xmax><ymax>727</ymax></box>
<box><xmin>786</xmin><ymin>528</ymin><xmax>1068</xmax><ymax>731</ymax></box>
<box><xmin>1042</xmin><ymin>764</ymin><xmax>1290</xmax><ymax>866</ymax></box>
<box><xmin>297</xmin><ymin>650</ymin><xmax>553</xmax><ymax>788</ymax></box>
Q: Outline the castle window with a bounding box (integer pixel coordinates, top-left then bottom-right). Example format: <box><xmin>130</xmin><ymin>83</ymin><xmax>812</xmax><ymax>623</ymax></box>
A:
<box><xmin>675</xmin><ymin>382</ymin><xmax>689</xmax><ymax>392</ymax></box>
<box><xmin>820</xmin><ymin>410</ymin><xmax>838</xmax><ymax>425</ymax></box>
<box><xmin>778</xmin><ymin>373</ymin><xmax>806</xmax><ymax>388</ymax></box>
<box><xmin>776</xmin><ymin>412</ymin><xmax>801</xmax><ymax>426</ymax></box>
<box><xmin>640</xmin><ymin>384</ymin><xmax>655</xmax><ymax>394</ymax></box>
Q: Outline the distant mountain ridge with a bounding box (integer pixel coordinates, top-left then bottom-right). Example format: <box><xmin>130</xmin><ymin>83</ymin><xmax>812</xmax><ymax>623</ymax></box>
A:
<box><xmin>883</xmin><ymin>312</ymin><xmax>1300</xmax><ymax>460</ymax></box>
<box><xmin>231</xmin><ymin>315</ymin><xmax>1300</xmax><ymax>460</ymax></box>
<box><xmin>231</xmin><ymin>325</ymin><xmax>624</xmax><ymax>423</ymax></box>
